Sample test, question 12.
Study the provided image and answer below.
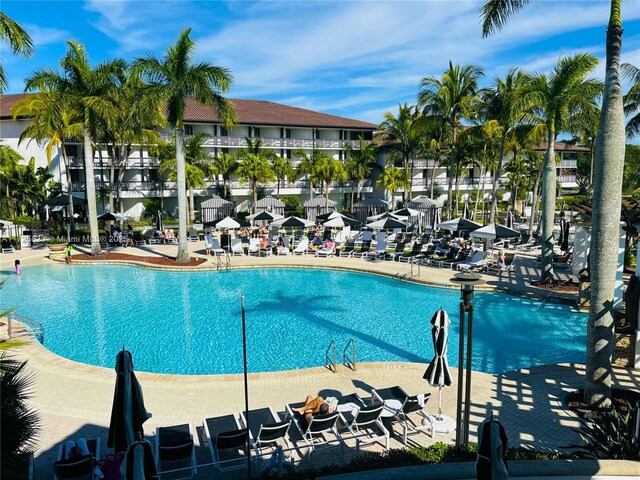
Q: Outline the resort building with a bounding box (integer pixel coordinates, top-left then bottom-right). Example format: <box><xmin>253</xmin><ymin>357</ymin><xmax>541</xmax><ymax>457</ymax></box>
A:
<box><xmin>0</xmin><ymin>93</ymin><xmax>586</xmax><ymax>219</ymax></box>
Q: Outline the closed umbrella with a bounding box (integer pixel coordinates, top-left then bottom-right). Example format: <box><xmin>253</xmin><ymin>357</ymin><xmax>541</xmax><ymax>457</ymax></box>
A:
<box><xmin>504</xmin><ymin>211</ymin><xmax>514</xmax><ymax>229</ymax></box>
<box><xmin>121</xmin><ymin>434</ymin><xmax>158</xmax><ymax>480</ymax></box>
<box><xmin>108</xmin><ymin>349</ymin><xmax>152</xmax><ymax>453</ymax></box>
<box><xmin>476</xmin><ymin>413</ymin><xmax>509</xmax><ymax>480</ymax></box>
<box><xmin>272</xmin><ymin>216</ymin><xmax>314</xmax><ymax>228</ymax></box>
<box><xmin>366</xmin><ymin>217</ymin><xmax>408</xmax><ymax>230</ymax></box>
<box><xmin>423</xmin><ymin>309</ymin><xmax>455</xmax><ymax>433</ymax></box>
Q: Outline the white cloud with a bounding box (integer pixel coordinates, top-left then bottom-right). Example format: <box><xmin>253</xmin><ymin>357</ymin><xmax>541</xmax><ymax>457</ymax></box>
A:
<box><xmin>22</xmin><ymin>23</ymin><xmax>69</xmax><ymax>47</ymax></box>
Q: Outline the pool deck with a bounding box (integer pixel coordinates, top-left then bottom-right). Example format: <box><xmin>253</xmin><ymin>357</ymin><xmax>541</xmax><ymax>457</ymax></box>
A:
<box><xmin>1</xmin><ymin>243</ymin><xmax>638</xmax><ymax>479</ymax></box>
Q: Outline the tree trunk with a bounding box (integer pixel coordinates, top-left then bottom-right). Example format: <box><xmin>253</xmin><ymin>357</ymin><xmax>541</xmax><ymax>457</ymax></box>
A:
<box><xmin>489</xmin><ymin>133</ymin><xmax>507</xmax><ymax>224</ymax></box>
<box><xmin>189</xmin><ymin>186</ymin><xmax>195</xmax><ymax>222</ymax></box>
<box><xmin>540</xmin><ymin>130</ymin><xmax>556</xmax><ymax>282</ymax></box>
<box><xmin>253</xmin><ymin>180</ymin><xmax>257</xmax><ymax>212</ymax></box>
<box><xmin>175</xmin><ymin>128</ymin><xmax>189</xmax><ymax>263</ymax></box>
<box><xmin>585</xmin><ymin>20</ymin><xmax>625</xmax><ymax>408</ymax></box>
<box><xmin>60</xmin><ymin>146</ymin><xmax>75</xmax><ymax>232</ymax></box>
<box><xmin>107</xmin><ymin>145</ymin><xmax>115</xmax><ymax>213</ymax></box>
<box><xmin>474</xmin><ymin>148</ymin><xmax>487</xmax><ymax>221</ymax></box>
<box><xmin>83</xmin><ymin>128</ymin><xmax>101</xmax><ymax>256</ymax></box>
<box><xmin>446</xmin><ymin>127</ymin><xmax>457</xmax><ymax>219</ymax></box>
<box><xmin>528</xmin><ymin>162</ymin><xmax>543</xmax><ymax>237</ymax></box>
<box><xmin>430</xmin><ymin>160</ymin><xmax>436</xmax><ymax>200</ymax></box>
<box><xmin>408</xmin><ymin>156</ymin><xmax>414</xmax><ymax>200</ymax></box>
<box><xmin>117</xmin><ymin>146</ymin><xmax>127</xmax><ymax>221</ymax></box>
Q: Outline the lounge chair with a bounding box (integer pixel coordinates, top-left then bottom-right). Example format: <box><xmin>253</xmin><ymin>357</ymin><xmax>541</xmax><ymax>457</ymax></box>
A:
<box><xmin>397</xmin><ymin>242</ymin><xmax>422</xmax><ymax>263</ymax></box>
<box><xmin>203</xmin><ymin>414</ymin><xmax>247</xmax><ymax>473</ymax></box>
<box><xmin>371</xmin><ymin>386</ymin><xmax>432</xmax><ymax>445</ymax></box>
<box><xmin>285</xmin><ymin>401</ymin><xmax>343</xmax><ymax>455</ymax></box>
<box><xmin>239</xmin><ymin>407</ymin><xmax>293</xmax><ymax>460</ymax></box>
<box><xmin>414</xmin><ymin>244</ymin><xmax>436</xmax><ymax>265</ymax></box>
<box><xmin>337</xmin><ymin>238</ymin><xmax>356</xmax><ymax>257</ymax></box>
<box><xmin>456</xmin><ymin>250</ymin><xmax>487</xmax><ymax>271</ymax></box>
<box><xmin>336</xmin><ymin>393</ymin><xmax>389</xmax><ymax>450</ymax></box>
<box><xmin>54</xmin><ymin>438</ymin><xmax>100</xmax><ymax>480</ymax></box>
<box><xmin>365</xmin><ymin>238</ymin><xmax>388</xmax><ymax>261</ymax></box>
<box><xmin>248</xmin><ymin>238</ymin><xmax>261</xmax><ymax>256</ymax></box>
<box><xmin>277</xmin><ymin>237</ymin><xmax>291</xmax><ymax>255</ymax></box>
<box><xmin>292</xmin><ymin>237</ymin><xmax>309</xmax><ymax>255</ymax></box>
<box><xmin>350</xmin><ymin>240</ymin><xmax>372</xmax><ymax>258</ymax></box>
<box><xmin>230</xmin><ymin>238</ymin><xmax>245</xmax><ymax>256</ymax></box>
<box><xmin>210</xmin><ymin>238</ymin><xmax>226</xmax><ymax>256</ymax></box>
<box><xmin>155</xmin><ymin>423</ymin><xmax>197</xmax><ymax>479</ymax></box>
<box><xmin>484</xmin><ymin>253</ymin><xmax>516</xmax><ymax>275</ymax></box>
<box><xmin>315</xmin><ymin>245</ymin><xmax>335</xmax><ymax>257</ymax></box>
<box><xmin>384</xmin><ymin>241</ymin><xmax>407</xmax><ymax>261</ymax></box>
<box><xmin>440</xmin><ymin>248</ymin><xmax>472</xmax><ymax>269</ymax></box>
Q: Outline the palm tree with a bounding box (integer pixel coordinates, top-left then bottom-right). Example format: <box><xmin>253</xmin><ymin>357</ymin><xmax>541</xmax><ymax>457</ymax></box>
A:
<box><xmin>344</xmin><ymin>136</ymin><xmax>378</xmax><ymax>210</ymax></box>
<box><xmin>13</xmin><ymin>89</ymin><xmax>82</xmax><ymax>230</ymax></box>
<box><xmin>418</xmin><ymin>62</ymin><xmax>484</xmax><ymax>219</ymax></box>
<box><xmin>567</xmin><ymin>104</ymin><xmax>601</xmax><ymax>196</ymax></box>
<box><xmin>376</xmin><ymin>167</ymin><xmax>409</xmax><ymax>208</ymax></box>
<box><xmin>0</xmin><ymin>13</ymin><xmax>34</xmax><ymax>93</ymax></box>
<box><xmin>479</xmin><ymin>68</ymin><xmax>529</xmax><ymax>223</ymax></box>
<box><xmin>25</xmin><ymin>41</ymin><xmax>126</xmax><ymax>256</ymax></box>
<box><xmin>519</xmin><ymin>54</ymin><xmax>601</xmax><ymax>283</ymax></box>
<box><xmin>377</xmin><ymin>103</ymin><xmax>423</xmax><ymax>200</ymax></box>
<box><xmin>236</xmin><ymin>153</ymin><xmax>274</xmax><ymax>210</ymax></box>
<box><xmin>271</xmin><ymin>156</ymin><xmax>294</xmax><ymax>198</ymax></box>
<box><xmin>132</xmin><ymin>28</ymin><xmax>236</xmax><ymax>263</ymax></box>
<box><xmin>211</xmin><ymin>152</ymin><xmax>237</xmax><ymax>200</ymax></box>
<box><xmin>294</xmin><ymin>148</ymin><xmax>327</xmax><ymax>200</ymax></box>
<box><xmin>481</xmin><ymin>0</ymin><xmax>627</xmax><ymax>409</ymax></box>
<box><xmin>622</xmin><ymin>63</ymin><xmax>640</xmax><ymax>138</ymax></box>
<box><xmin>312</xmin><ymin>156</ymin><xmax>347</xmax><ymax>206</ymax></box>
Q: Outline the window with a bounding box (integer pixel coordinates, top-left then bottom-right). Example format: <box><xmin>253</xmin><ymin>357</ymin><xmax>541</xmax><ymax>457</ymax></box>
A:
<box><xmin>220</xmin><ymin>127</ymin><xmax>228</xmax><ymax>136</ymax></box>
<box><xmin>184</xmin><ymin>125</ymin><xmax>193</xmax><ymax>135</ymax></box>
<box><xmin>285</xmin><ymin>129</ymin><xmax>291</xmax><ymax>139</ymax></box>
<box><xmin>254</xmin><ymin>127</ymin><xmax>260</xmax><ymax>138</ymax></box>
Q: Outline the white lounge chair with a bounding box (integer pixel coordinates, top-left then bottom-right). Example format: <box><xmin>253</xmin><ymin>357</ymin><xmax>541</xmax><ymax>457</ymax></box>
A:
<box><xmin>210</xmin><ymin>239</ymin><xmax>226</xmax><ymax>256</ymax></box>
<box><xmin>456</xmin><ymin>250</ymin><xmax>486</xmax><ymax>271</ymax></box>
<box><xmin>248</xmin><ymin>238</ymin><xmax>260</xmax><ymax>256</ymax></box>
<box><xmin>277</xmin><ymin>237</ymin><xmax>291</xmax><ymax>255</ymax></box>
<box><xmin>293</xmin><ymin>237</ymin><xmax>309</xmax><ymax>255</ymax></box>
<box><xmin>365</xmin><ymin>238</ymin><xmax>388</xmax><ymax>261</ymax></box>
<box><xmin>230</xmin><ymin>238</ymin><xmax>244</xmax><ymax>256</ymax></box>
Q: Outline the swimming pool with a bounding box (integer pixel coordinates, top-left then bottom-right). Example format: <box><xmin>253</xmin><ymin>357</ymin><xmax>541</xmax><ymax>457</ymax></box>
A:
<box><xmin>0</xmin><ymin>265</ymin><xmax>587</xmax><ymax>375</ymax></box>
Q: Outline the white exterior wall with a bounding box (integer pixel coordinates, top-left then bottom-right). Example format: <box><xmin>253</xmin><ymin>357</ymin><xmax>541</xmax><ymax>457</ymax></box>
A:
<box><xmin>260</xmin><ymin>127</ymin><xmax>280</xmax><ymax>138</ymax></box>
<box><xmin>290</xmin><ymin>128</ymin><xmax>312</xmax><ymax>140</ymax></box>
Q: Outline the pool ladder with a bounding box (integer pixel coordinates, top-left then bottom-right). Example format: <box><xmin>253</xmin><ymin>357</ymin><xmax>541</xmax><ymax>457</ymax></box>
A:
<box><xmin>216</xmin><ymin>252</ymin><xmax>231</xmax><ymax>271</ymax></box>
<box><xmin>325</xmin><ymin>339</ymin><xmax>357</xmax><ymax>373</ymax></box>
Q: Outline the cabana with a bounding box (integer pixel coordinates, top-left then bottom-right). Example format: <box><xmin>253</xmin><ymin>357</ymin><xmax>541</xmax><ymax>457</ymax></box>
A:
<box><xmin>304</xmin><ymin>197</ymin><xmax>336</xmax><ymax>224</ymax></box>
<box><xmin>353</xmin><ymin>197</ymin><xmax>388</xmax><ymax>224</ymax></box>
<box><xmin>254</xmin><ymin>196</ymin><xmax>285</xmax><ymax>217</ymax></box>
<box><xmin>201</xmin><ymin>196</ymin><xmax>233</xmax><ymax>224</ymax></box>
<box><xmin>405</xmin><ymin>196</ymin><xmax>440</xmax><ymax>231</ymax></box>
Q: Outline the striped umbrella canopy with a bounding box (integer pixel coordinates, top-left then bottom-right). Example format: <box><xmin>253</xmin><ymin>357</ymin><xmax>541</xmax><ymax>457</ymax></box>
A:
<box><xmin>366</xmin><ymin>217</ymin><xmax>408</xmax><ymax>230</ymax></box>
<box><xmin>470</xmin><ymin>224</ymin><xmax>520</xmax><ymax>240</ymax></box>
<box><xmin>204</xmin><ymin>216</ymin><xmax>250</xmax><ymax>229</ymax></box>
<box><xmin>437</xmin><ymin>217</ymin><xmax>482</xmax><ymax>234</ymax></box>
<box><xmin>272</xmin><ymin>216</ymin><xmax>314</xmax><ymax>228</ymax></box>
<box><xmin>247</xmin><ymin>211</ymin><xmax>284</xmax><ymax>222</ymax></box>
<box><xmin>423</xmin><ymin>309</ymin><xmax>452</xmax><ymax>419</ymax></box>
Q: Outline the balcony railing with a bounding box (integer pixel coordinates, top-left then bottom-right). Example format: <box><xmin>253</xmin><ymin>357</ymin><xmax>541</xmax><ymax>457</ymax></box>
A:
<box><xmin>159</xmin><ymin>134</ymin><xmax>367</xmax><ymax>150</ymax></box>
<box><xmin>560</xmin><ymin>160</ymin><xmax>577</xmax><ymax>168</ymax></box>
<box><xmin>68</xmin><ymin>156</ymin><xmax>161</xmax><ymax>168</ymax></box>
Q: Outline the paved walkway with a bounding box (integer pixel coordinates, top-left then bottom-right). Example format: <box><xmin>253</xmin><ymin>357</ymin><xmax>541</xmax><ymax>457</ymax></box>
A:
<box><xmin>1</xmin><ymin>241</ymin><xmax>636</xmax><ymax>479</ymax></box>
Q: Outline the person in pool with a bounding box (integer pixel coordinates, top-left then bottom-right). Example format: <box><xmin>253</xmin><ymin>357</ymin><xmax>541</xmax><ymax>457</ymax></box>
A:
<box><xmin>65</xmin><ymin>244</ymin><xmax>73</xmax><ymax>263</ymax></box>
<box><xmin>14</xmin><ymin>259</ymin><xmax>21</xmax><ymax>275</ymax></box>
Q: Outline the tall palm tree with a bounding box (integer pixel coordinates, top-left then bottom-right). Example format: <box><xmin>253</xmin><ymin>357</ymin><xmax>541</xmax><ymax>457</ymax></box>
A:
<box><xmin>567</xmin><ymin>104</ymin><xmax>601</xmax><ymax>196</ymax></box>
<box><xmin>271</xmin><ymin>156</ymin><xmax>294</xmax><ymax>198</ymax></box>
<box><xmin>344</xmin><ymin>136</ymin><xmax>378</xmax><ymax>210</ymax></box>
<box><xmin>479</xmin><ymin>68</ymin><xmax>529</xmax><ymax>223</ymax></box>
<box><xmin>519</xmin><ymin>54</ymin><xmax>601</xmax><ymax>283</ymax></box>
<box><xmin>377</xmin><ymin>103</ymin><xmax>423</xmax><ymax>200</ymax></box>
<box><xmin>481</xmin><ymin>0</ymin><xmax>627</xmax><ymax>409</ymax></box>
<box><xmin>25</xmin><ymin>41</ymin><xmax>126</xmax><ymax>256</ymax></box>
<box><xmin>312</xmin><ymin>156</ymin><xmax>347</xmax><ymax>206</ymax></box>
<box><xmin>376</xmin><ymin>167</ymin><xmax>409</xmax><ymax>208</ymax></box>
<box><xmin>236</xmin><ymin>153</ymin><xmax>274</xmax><ymax>210</ymax></box>
<box><xmin>418</xmin><ymin>62</ymin><xmax>484</xmax><ymax>219</ymax></box>
<box><xmin>211</xmin><ymin>152</ymin><xmax>237</xmax><ymax>200</ymax></box>
<box><xmin>132</xmin><ymin>28</ymin><xmax>236</xmax><ymax>263</ymax></box>
<box><xmin>0</xmin><ymin>13</ymin><xmax>34</xmax><ymax>93</ymax></box>
<box><xmin>622</xmin><ymin>63</ymin><xmax>640</xmax><ymax>138</ymax></box>
<box><xmin>13</xmin><ymin>89</ymin><xmax>83</xmax><ymax>230</ymax></box>
<box><xmin>294</xmin><ymin>148</ymin><xmax>327</xmax><ymax>200</ymax></box>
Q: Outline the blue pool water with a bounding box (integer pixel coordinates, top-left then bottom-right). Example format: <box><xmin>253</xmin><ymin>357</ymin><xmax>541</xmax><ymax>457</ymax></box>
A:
<box><xmin>0</xmin><ymin>265</ymin><xmax>587</xmax><ymax>375</ymax></box>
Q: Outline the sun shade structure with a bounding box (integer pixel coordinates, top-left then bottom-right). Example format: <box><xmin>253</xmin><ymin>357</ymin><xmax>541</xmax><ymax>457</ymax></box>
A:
<box><xmin>248</xmin><ymin>211</ymin><xmax>284</xmax><ymax>222</ymax></box>
<box><xmin>437</xmin><ymin>217</ymin><xmax>482</xmax><ymax>234</ymax></box>
<box><xmin>254</xmin><ymin>196</ymin><xmax>285</xmax><ymax>216</ymax></box>
<box><xmin>108</xmin><ymin>349</ymin><xmax>152</xmax><ymax>453</ymax></box>
<box><xmin>476</xmin><ymin>413</ymin><xmax>509</xmax><ymax>480</ymax></box>
<box><xmin>353</xmin><ymin>197</ymin><xmax>388</xmax><ymax>224</ymax></box>
<box><xmin>303</xmin><ymin>197</ymin><xmax>337</xmax><ymax>223</ymax></box>
<box><xmin>470</xmin><ymin>224</ymin><xmax>520</xmax><ymax>240</ymax></box>
<box><xmin>367</xmin><ymin>211</ymin><xmax>402</xmax><ymax>222</ymax></box>
<box><xmin>204</xmin><ymin>216</ymin><xmax>250</xmax><ymax>229</ymax></box>
<box><xmin>318</xmin><ymin>211</ymin><xmax>361</xmax><ymax>228</ymax></box>
<box><xmin>366</xmin><ymin>217</ymin><xmax>408</xmax><ymax>230</ymax></box>
<box><xmin>272</xmin><ymin>216</ymin><xmax>314</xmax><ymax>228</ymax></box>
<box><xmin>97</xmin><ymin>212</ymin><xmax>126</xmax><ymax>222</ymax></box>
<box><xmin>201</xmin><ymin>196</ymin><xmax>233</xmax><ymax>223</ymax></box>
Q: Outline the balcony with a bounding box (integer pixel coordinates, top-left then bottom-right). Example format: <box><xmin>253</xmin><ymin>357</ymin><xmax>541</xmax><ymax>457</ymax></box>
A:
<box><xmin>67</xmin><ymin>156</ymin><xmax>162</xmax><ymax>168</ymax></box>
<box><xmin>160</xmin><ymin>134</ymin><xmax>368</xmax><ymax>150</ymax></box>
<box><xmin>560</xmin><ymin>160</ymin><xmax>577</xmax><ymax>169</ymax></box>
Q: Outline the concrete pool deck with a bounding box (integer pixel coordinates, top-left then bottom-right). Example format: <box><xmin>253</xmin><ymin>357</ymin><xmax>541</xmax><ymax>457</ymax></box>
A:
<box><xmin>1</xmin><ymin>242</ymin><xmax>638</xmax><ymax>479</ymax></box>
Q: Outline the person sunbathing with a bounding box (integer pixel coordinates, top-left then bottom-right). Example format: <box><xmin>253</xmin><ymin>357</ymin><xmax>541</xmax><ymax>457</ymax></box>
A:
<box><xmin>292</xmin><ymin>395</ymin><xmax>331</xmax><ymax>427</ymax></box>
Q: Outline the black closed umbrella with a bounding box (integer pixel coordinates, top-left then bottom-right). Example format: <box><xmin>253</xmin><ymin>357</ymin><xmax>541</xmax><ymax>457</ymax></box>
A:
<box><xmin>476</xmin><ymin>413</ymin><xmax>509</xmax><ymax>480</ymax></box>
<box><xmin>108</xmin><ymin>349</ymin><xmax>152</xmax><ymax>453</ymax></box>
<box><xmin>423</xmin><ymin>309</ymin><xmax>454</xmax><ymax>433</ymax></box>
<box><xmin>121</xmin><ymin>434</ymin><xmax>158</xmax><ymax>480</ymax></box>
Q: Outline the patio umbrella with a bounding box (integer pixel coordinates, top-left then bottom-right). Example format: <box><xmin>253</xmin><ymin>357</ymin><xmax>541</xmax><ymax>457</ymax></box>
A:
<box><xmin>247</xmin><ymin>211</ymin><xmax>284</xmax><ymax>222</ymax></box>
<box><xmin>470</xmin><ymin>224</ymin><xmax>520</xmax><ymax>241</ymax></box>
<box><xmin>391</xmin><ymin>207</ymin><xmax>420</xmax><ymax>218</ymax></box>
<box><xmin>121</xmin><ymin>434</ymin><xmax>158</xmax><ymax>480</ymax></box>
<box><xmin>318</xmin><ymin>211</ymin><xmax>361</xmax><ymax>227</ymax></box>
<box><xmin>272</xmin><ymin>216</ymin><xmax>314</xmax><ymax>228</ymax></box>
<box><xmin>205</xmin><ymin>216</ymin><xmax>250</xmax><ymax>229</ymax></box>
<box><xmin>98</xmin><ymin>212</ymin><xmax>125</xmax><ymax>222</ymax></box>
<box><xmin>323</xmin><ymin>216</ymin><xmax>350</xmax><ymax>228</ymax></box>
<box><xmin>367</xmin><ymin>211</ymin><xmax>401</xmax><ymax>222</ymax></box>
<box><xmin>423</xmin><ymin>309</ymin><xmax>454</xmax><ymax>433</ymax></box>
<box><xmin>366</xmin><ymin>217</ymin><xmax>408</xmax><ymax>230</ymax></box>
<box><xmin>476</xmin><ymin>413</ymin><xmax>509</xmax><ymax>480</ymax></box>
<box><xmin>437</xmin><ymin>217</ymin><xmax>482</xmax><ymax>234</ymax></box>
<box><xmin>108</xmin><ymin>349</ymin><xmax>152</xmax><ymax>453</ymax></box>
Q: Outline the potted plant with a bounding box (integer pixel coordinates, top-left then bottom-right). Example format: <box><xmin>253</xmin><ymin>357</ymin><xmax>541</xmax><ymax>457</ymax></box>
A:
<box><xmin>45</xmin><ymin>237</ymin><xmax>67</xmax><ymax>252</ymax></box>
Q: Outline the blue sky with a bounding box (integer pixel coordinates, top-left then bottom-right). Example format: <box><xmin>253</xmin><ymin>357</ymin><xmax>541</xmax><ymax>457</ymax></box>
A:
<box><xmin>2</xmin><ymin>0</ymin><xmax>639</xmax><ymax>127</ymax></box>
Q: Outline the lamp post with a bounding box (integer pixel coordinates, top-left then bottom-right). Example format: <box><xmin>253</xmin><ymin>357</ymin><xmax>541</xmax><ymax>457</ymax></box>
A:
<box><xmin>450</xmin><ymin>271</ymin><xmax>484</xmax><ymax>449</ymax></box>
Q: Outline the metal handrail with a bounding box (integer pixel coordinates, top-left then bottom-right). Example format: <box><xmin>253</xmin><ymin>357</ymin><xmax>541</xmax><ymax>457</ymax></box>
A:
<box><xmin>325</xmin><ymin>340</ymin><xmax>337</xmax><ymax>373</ymax></box>
<box><xmin>343</xmin><ymin>339</ymin><xmax>357</xmax><ymax>371</ymax></box>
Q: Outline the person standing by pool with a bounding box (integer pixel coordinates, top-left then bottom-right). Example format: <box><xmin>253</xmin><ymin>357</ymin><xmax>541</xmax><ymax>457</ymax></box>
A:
<box><xmin>65</xmin><ymin>244</ymin><xmax>73</xmax><ymax>263</ymax></box>
<box><xmin>204</xmin><ymin>230</ymin><xmax>213</xmax><ymax>256</ymax></box>
<box><xmin>14</xmin><ymin>259</ymin><xmax>21</xmax><ymax>275</ymax></box>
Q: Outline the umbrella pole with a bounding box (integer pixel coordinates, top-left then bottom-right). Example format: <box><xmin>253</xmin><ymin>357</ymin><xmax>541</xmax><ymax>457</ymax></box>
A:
<box><xmin>241</xmin><ymin>295</ymin><xmax>251</xmax><ymax>479</ymax></box>
<box><xmin>438</xmin><ymin>385</ymin><xmax>443</xmax><ymax>420</ymax></box>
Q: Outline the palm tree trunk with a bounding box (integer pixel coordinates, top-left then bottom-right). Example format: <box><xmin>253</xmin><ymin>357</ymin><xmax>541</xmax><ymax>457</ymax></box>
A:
<box><xmin>585</xmin><ymin>18</ymin><xmax>625</xmax><ymax>408</ymax></box>
<box><xmin>107</xmin><ymin>145</ymin><xmax>115</xmax><ymax>212</ymax></box>
<box><xmin>430</xmin><ymin>161</ymin><xmax>437</xmax><ymax>200</ymax></box>
<box><xmin>60</xmin><ymin>146</ymin><xmax>75</xmax><ymax>232</ymax></box>
<box><xmin>83</xmin><ymin>128</ymin><xmax>101</xmax><ymax>256</ymax></box>
<box><xmin>408</xmin><ymin>157</ymin><xmax>414</xmax><ymax>200</ymax></box>
<box><xmin>175</xmin><ymin>127</ymin><xmax>189</xmax><ymax>263</ymax></box>
<box><xmin>528</xmin><ymin>162</ymin><xmax>543</xmax><ymax>237</ymax></box>
<box><xmin>474</xmin><ymin>149</ymin><xmax>487</xmax><ymax>221</ymax></box>
<box><xmin>253</xmin><ymin>179</ymin><xmax>257</xmax><ymax>212</ymax></box>
<box><xmin>540</xmin><ymin>130</ymin><xmax>557</xmax><ymax>282</ymax></box>
<box><xmin>447</xmin><ymin>128</ymin><xmax>457</xmax><ymax>219</ymax></box>
<box><xmin>189</xmin><ymin>186</ymin><xmax>195</xmax><ymax>222</ymax></box>
<box><xmin>117</xmin><ymin>147</ymin><xmax>127</xmax><ymax>220</ymax></box>
<box><xmin>489</xmin><ymin>133</ymin><xmax>507</xmax><ymax>224</ymax></box>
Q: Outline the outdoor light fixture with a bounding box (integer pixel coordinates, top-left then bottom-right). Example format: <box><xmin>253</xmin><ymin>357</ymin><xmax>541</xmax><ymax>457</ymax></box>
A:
<box><xmin>450</xmin><ymin>271</ymin><xmax>485</xmax><ymax>449</ymax></box>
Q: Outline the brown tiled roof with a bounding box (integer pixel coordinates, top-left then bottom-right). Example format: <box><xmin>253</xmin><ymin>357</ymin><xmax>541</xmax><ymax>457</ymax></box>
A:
<box><xmin>535</xmin><ymin>142</ymin><xmax>590</xmax><ymax>152</ymax></box>
<box><xmin>1</xmin><ymin>93</ymin><xmax>377</xmax><ymax>129</ymax></box>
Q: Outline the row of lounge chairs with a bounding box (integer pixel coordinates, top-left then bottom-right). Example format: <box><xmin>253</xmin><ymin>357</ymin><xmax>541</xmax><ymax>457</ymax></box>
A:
<box><xmin>54</xmin><ymin>385</ymin><xmax>433</xmax><ymax>479</ymax></box>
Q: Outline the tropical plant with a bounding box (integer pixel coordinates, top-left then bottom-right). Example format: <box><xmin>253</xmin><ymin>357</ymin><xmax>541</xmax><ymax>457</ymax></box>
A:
<box><xmin>211</xmin><ymin>152</ymin><xmax>237</xmax><ymax>200</ymax></box>
<box><xmin>377</xmin><ymin>103</ymin><xmax>423</xmax><ymax>200</ymax></box>
<box><xmin>0</xmin><ymin>145</ymin><xmax>24</xmax><ymax>219</ymax></box>
<box><xmin>294</xmin><ymin>147</ymin><xmax>329</xmax><ymax>200</ymax></box>
<box><xmin>480</xmin><ymin>0</ymin><xmax>628</xmax><ymax>412</ymax></box>
<box><xmin>418</xmin><ymin>61</ymin><xmax>484</xmax><ymax>219</ymax></box>
<box><xmin>377</xmin><ymin>166</ymin><xmax>409</xmax><ymax>204</ymax></box>
<box><xmin>311</xmin><ymin>156</ymin><xmax>347</xmax><ymax>205</ymax></box>
<box><xmin>25</xmin><ymin>41</ymin><xmax>126</xmax><ymax>256</ymax></box>
<box><xmin>271</xmin><ymin>156</ymin><xmax>294</xmax><ymax>198</ymax></box>
<box><xmin>0</xmin><ymin>12</ymin><xmax>34</xmax><ymax>93</ymax></box>
<box><xmin>236</xmin><ymin>153</ymin><xmax>274</xmax><ymax>210</ymax></box>
<box><xmin>622</xmin><ymin>63</ymin><xmax>640</xmax><ymax>138</ymax></box>
<box><xmin>132</xmin><ymin>28</ymin><xmax>236</xmax><ymax>263</ymax></box>
<box><xmin>344</xmin><ymin>136</ymin><xmax>379</xmax><ymax>210</ymax></box>
<box><xmin>0</xmin><ymin>353</ymin><xmax>39</xmax><ymax>478</ymax></box>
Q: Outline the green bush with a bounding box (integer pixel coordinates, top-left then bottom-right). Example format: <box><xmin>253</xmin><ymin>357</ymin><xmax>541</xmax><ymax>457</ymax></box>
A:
<box><xmin>281</xmin><ymin>195</ymin><xmax>300</xmax><ymax>215</ymax></box>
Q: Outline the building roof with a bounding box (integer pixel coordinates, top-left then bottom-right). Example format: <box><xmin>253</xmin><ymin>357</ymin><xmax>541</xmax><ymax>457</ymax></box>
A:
<box><xmin>535</xmin><ymin>142</ymin><xmax>590</xmax><ymax>153</ymax></box>
<box><xmin>1</xmin><ymin>92</ymin><xmax>377</xmax><ymax>129</ymax></box>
